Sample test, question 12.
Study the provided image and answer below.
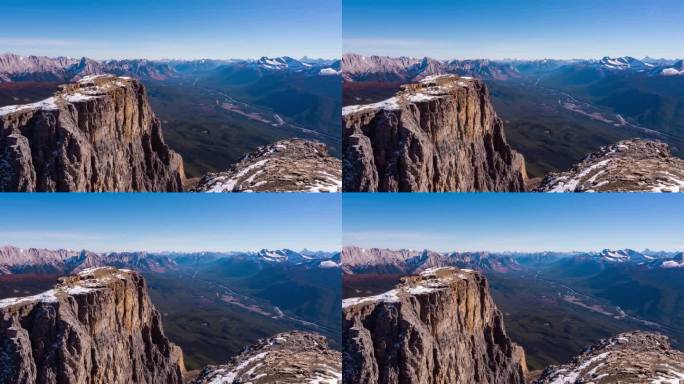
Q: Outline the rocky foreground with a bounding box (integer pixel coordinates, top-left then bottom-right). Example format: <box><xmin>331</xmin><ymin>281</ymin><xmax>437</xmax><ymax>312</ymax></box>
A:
<box><xmin>342</xmin><ymin>267</ymin><xmax>527</xmax><ymax>384</ymax></box>
<box><xmin>0</xmin><ymin>267</ymin><xmax>185</xmax><ymax>384</ymax></box>
<box><xmin>537</xmin><ymin>139</ymin><xmax>684</xmax><ymax>192</ymax></box>
<box><xmin>343</xmin><ymin>75</ymin><xmax>527</xmax><ymax>192</ymax></box>
<box><xmin>534</xmin><ymin>331</ymin><xmax>684</xmax><ymax>383</ymax></box>
<box><xmin>192</xmin><ymin>331</ymin><xmax>341</xmax><ymax>383</ymax></box>
<box><xmin>194</xmin><ymin>139</ymin><xmax>342</xmax><ymax>192</ymax></box>
<box><xmin>0</xmin><ymin>75</ymin><xmax>184</xmax><ymax>191</ymax></box>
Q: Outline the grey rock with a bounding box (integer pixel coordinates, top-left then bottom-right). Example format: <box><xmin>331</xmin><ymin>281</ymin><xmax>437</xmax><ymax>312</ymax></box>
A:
<box><xmin>342</xmin><ymin>75</ymin><xmax>527</xmax><ymax>191</ymax></box>
<box><xmin>533</xmin><ymin>331</ymin><xmax>684</xmax><ymax>384</ymax></box>
<box><xmin>0</xmin><ymin>75</ymin><xmax>185</xmax><ymax>191</ymax></box>
<box><xmin>537</xmin><ymin>139</ymin><xmax>684</xmax><ymax>192</ymax></box>
<box><xmin>192</xmin><ymin>331</ymin><xmax>341</xmax><ymax>384</ymax></box>
<box><xmin>343</xmin><ymin>267</ymin><xmax>527</xmax><ymax>384</ymax></box>
<box><xmin>194</xmin><ymin>139</ymin><xmax>341</xmax><ymax>192</ymax></box>
<box><xmin>0</xmin><ymin>267</ymin><xmax>185</xmax><ymax>384</ymax></box>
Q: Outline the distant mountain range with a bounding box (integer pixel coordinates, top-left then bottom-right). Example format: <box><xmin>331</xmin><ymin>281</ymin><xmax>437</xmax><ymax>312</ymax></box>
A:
<box><xmin>342</xmin><ymin>53</ymin><xmax>683</xmax><ymax>82</ymax></box>
<box><xmin>0</xmin><ymin>245</ymin><xmax>340</xmax><ymax>275</ymax></box>
<box><xmin>341</xmin><ymin>245</ymin><xmax>683</xmax><ymax>274</ymax></box>
<box><xmin>0</xmin><ymin>52</ymin><xmax>340</xmax><ymax>83</ymax></box>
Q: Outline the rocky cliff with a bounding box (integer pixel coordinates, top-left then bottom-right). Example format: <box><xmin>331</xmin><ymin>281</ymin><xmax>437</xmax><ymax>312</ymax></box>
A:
<box><xmin>537</xmin><ymin>139</ymin><xmax>684</xmax><ymax>192</ymax></box>
<box><xmin>194</xmin><ymin>139</ymin><xmax>341</xmax><ymax>192</ymax></box>
<box><xmin>192</xmin><ymin>331</ymin><xmax>341</xmax><ymax>383</ymax></box>
<box><xmin>533</xmin><ymin>331</ymin><xmax>684</xmax><ymax>383</ymax></box>
<box><xmin>0</xmin><ymin>267</ymin><xmax>185</xmax><ymax>384</ymax></box>
<box><xmin>342</xmin><ymin>267</ymin><xmax>527</xmax><ymax>384</ymax></box>
<box><xmin>0</xmin><ymin>74</ymin><xmax>184</xmax><ymax>191</ymax></box>
<box><xmin>343</xmin><ymin>75</ymin><xmax>527</xmax><ymax>191</ymax></box>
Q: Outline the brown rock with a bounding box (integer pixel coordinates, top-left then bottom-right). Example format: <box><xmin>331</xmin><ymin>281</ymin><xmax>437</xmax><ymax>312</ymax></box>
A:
<box><xmin>0</xmin><ymin>75</ymin><xmax>185</xmax><ymax>191</ymax></box>
<box><xmin>0</xmin><ymin>267</ymin><xmax>185</xmax><ymax>384</ymax></box>
<box><xmin>537</xmin><ymin>139</ymin><xmax>684</xmax><ymax>192</ymax></box>
<box><xmin>194</xmin><ymin>139</ymin><xmax>341</xmax><ymax>192</ymax></box>
<box><xmin>534</xmin><ymin>331</ymin><xmax>684</xmax><ymax>383</ymax></box>
<box><xmin>192</xmin><ymin>331</ymin><xmax>341</xmax><ymax>383</ymax></box>
<box><xmin>343</xmin><ymin>267</ymin><xmax>527</xmax><ymax>384</ymax></box>
<box><xmin>342</xmin><ymin>75</ymin><xmax>527</xmax><ymax>191</ymax></box>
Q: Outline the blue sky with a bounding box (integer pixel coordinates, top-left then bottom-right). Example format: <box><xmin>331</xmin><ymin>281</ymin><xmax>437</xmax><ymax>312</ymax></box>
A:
<box><xmin>343</xmin><ymin>0</ymin><xmax>684</xmax><ymax>59</ymax></box>
<box><xmin>0</xmin><ymin>0</ymin><xmax>341</xmax><ymax>60</ymax></box>
<box><xmin>0</xmin><ymin>194</ymin><xmax>340</xmax><ymax>252</ymax></box>
<box><xmin>343</xmin><ymin>194</ymin><xmax>684</xmax><ymax>252</ymax></box>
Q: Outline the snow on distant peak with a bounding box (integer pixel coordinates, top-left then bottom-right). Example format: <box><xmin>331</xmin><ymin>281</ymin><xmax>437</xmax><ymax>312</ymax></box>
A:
<box><xmin>319</xmin><ymin>67</ymin><xmax>340</xmax><ymax>76</ymax></box>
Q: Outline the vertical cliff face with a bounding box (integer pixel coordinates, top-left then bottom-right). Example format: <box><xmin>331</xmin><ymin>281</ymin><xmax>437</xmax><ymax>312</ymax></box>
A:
<box><xmin>0</xmin><ymin>267</ymin><xmax>185</xmax><ymax>384</ymax></box>
<box><xmin>0</xmin><ymin>75</ymin><xmax>185</xmax><ymax>191</ymax></box>
<box><xmin>342</xmin><ymin>267</ymin><xmax>527</xmax><ymax>384</ymax></box>
<box><xmin>192</xmin><ymin>331</ymin><xmax>341</xmax><ymax>384</ymax></box>
<box><xmin>343</xmin><ymin>75</ymin><xmax>527</xmax><ymax>192</ymax></box>
<box><xmin>534</xmin><ymin>331</ymin><xmax>684</xmax><ymax>384</ymax></box>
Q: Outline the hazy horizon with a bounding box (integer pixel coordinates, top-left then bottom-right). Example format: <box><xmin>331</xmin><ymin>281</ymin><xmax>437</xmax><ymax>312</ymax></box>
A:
<box><xmin>0</xmin><ymin>0</ymin><xmax>341</xmax><ymax>60</ymax></box>
<box><xmin>343</xmin><ymin>194</ymin><xmax>684</xmax><ymax>253</ymax></box>
<box><xmin>0</xmin><ymin>194</ymin><xmax>341</xmax><ymax>253</ymax></box>
<box><xmin>342</xmin><ymin>51</ymin><xmax>681</xmax><ymax>62</ymax></box>
<box><xmin>343</xmin><ymin>0</ymin><xmax>684</xmax><ymax>60</ymax></box>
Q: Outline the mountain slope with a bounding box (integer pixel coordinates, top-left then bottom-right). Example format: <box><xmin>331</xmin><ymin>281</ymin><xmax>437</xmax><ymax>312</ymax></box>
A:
<box><xmin>192</xmin><ymin>331</ymin><xmax>341</xmax><ymax>384</ymax></box>
<box><xmin>537</xmin><ymin>139</ymin><xmax>684</xmax><ymax>192</ymax></box>
<box><xmin>534</xmin><ymin>332</ymin><xmax>684</xmax><ymax>384</ymax></box>
<box><xmin>194</xmin><ymin>139</ymin><xmax>341</xmax><ymax>192</ymax></box>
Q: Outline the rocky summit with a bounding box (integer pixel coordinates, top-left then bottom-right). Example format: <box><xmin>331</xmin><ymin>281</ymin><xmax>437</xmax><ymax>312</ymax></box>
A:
<box><xmin>192</xmin><ymin>331</ymin><xmax>341</xmax><ymax>384</ymax></box>
<box><xmin>342</xmin><ymin>267</ymin><xmax>527</xmax><ymax>384</ymax></box>
<box><xmin>0</xmin><ymin>267</ymin><xmax>185</xmax><ymax>384</ymax></box>
<box><xmin>537</xmin><ymin>139</ymin><xmax>684</xmax><ymax>192</ymax></box>
<box><xmin>0</xmin><ymin>74</ymin><xmax>185</xmax><ymax>191</ymax></box>
<box><xmin>343</xmin><ymin>75</ymin><xmax>527</xmax><ymax>191</ymax></box>
<box><xmin>194</xmin><ymin>138</ymin><xmax>342</xmax><ymax>192</ymax></box>
<box><xmin>534</xmin><ymin>331</ymin><xmax>684</xmax><ymax>384</ymax></box>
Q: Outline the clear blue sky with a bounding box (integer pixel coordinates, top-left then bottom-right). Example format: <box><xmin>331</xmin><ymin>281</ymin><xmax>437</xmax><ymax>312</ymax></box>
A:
<box><xmin>343</xmin><ymin>0</ymin><xmax>684</xmax><ymax>60</ymax></box>
<box><xmin>0</xmin><ymin>0</ymin><xmax>341</xmax><ymax>60</ymax></box>
<box><xmin>0</xmin><ymin>194</ymin><xmax>340</xmax><ymax>253</ymax></box>
<box><xmin>343</xmin><ymin>194</ymin><xmax>684</xmax><ymax>252</ymax></box>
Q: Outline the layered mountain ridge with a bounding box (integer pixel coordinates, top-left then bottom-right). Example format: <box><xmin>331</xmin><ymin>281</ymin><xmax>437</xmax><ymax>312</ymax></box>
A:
<box><xmin>343</xmin><ymin>75</ymin><xmax>527</xmax><ymax>191</ymax></box>
<box><xmin>0</xmin><ymin>53</ymin><xmax>340</xmax><ymax>83</ymax></box>
<box><xmin>0</xmin><ymin>74</ymin><xmax>185</xmax><ymax>191</ymax></box>
<box><xmin>0</xmin><ymin>245</ymin><xmax>340</xmax><ymax>275</ymax></box>
<box><xmin>0</xmin><ymin>267</ymin><xmax>185</xmax><ymax>384</ymax></box>
<box><xmin>343</xmin><ymin>267</ymin><xmax>527</xmax><ymax>384</ymax></box>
